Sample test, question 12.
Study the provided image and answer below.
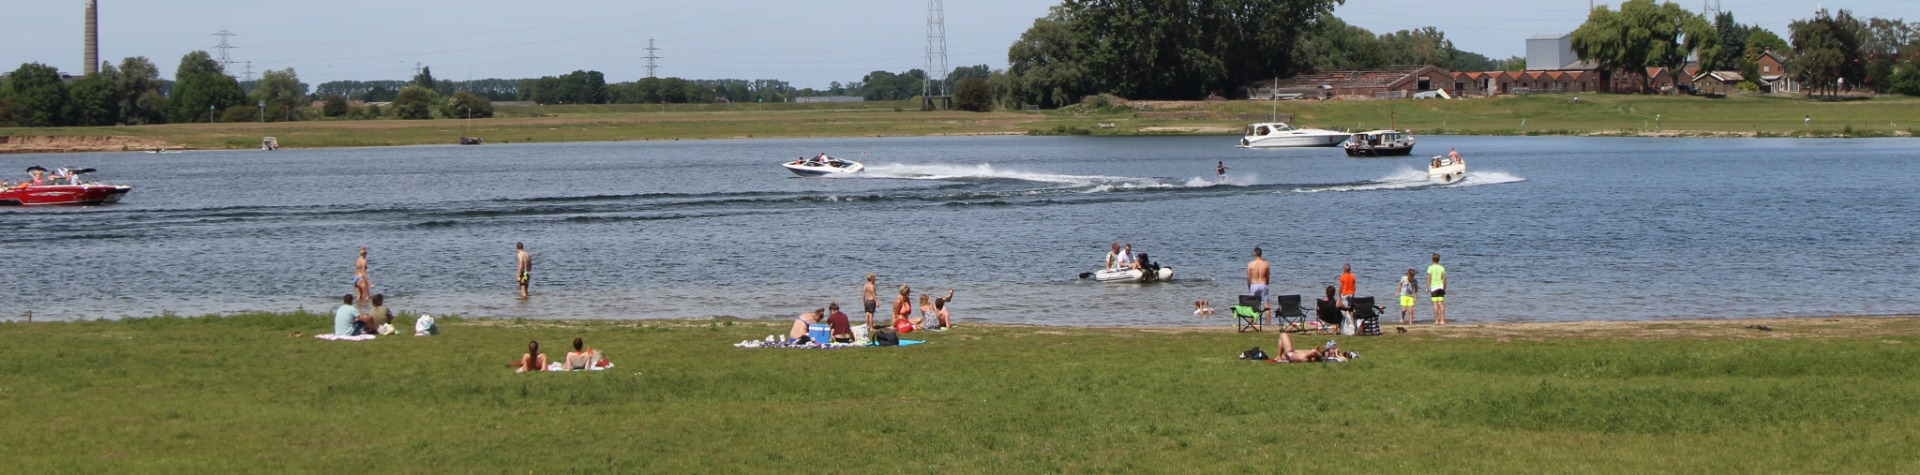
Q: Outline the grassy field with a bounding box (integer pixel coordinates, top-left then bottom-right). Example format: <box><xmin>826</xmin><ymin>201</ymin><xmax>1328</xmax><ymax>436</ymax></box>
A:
<box><xmin>3</xmin><ymin>312</ymin><xmax>1918</xmax><ymax>472</ymax></box>
<box><xmin>1</xmin><ymin>94</ymin><xmax>1915</xmax><ymax>152</ymax></box>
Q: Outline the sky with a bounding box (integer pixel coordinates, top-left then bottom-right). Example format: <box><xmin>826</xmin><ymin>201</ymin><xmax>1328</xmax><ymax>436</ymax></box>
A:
<box><xmin>2</xmin><ymin>1</ymin><xmax>1914</xmax><ymax>89</ymax></box>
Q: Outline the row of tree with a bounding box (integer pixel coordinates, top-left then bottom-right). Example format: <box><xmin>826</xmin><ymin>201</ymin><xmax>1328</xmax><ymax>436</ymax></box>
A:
<box><xmin>1571</xmin><ymin>0</ymin><xmax>1918</xmax><ymax>96</ymax></box>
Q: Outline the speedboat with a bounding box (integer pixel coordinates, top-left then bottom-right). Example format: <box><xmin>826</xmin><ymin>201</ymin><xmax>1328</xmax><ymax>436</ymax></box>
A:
<box><xmin>0</xmin><ymin>168</ymin><xmax>132</xmax><ymax>206</ymax></box>
<box><xmin>1344</xmin><ymin>130</ymin><xmax>1416</xmax><ymax>157</ymax></box>
<box><xmin>1429</xmin><ymin>155</ymin><xmax>1466</xmax><ymax>184</ymax></box>
<box><xmin>1092</xmin><ymin>266</ymin><xmax>1174</xmax><ymax>283</ymax></box>
<box><xmin>782</xmin><ymin>156</ymin><xmax>864</xmax><ymax>177</ymax></box>
<box><xmin>1237</xmin><ymin>122</ymin><xmax>1349</xmax><ymax>148</ymax></box>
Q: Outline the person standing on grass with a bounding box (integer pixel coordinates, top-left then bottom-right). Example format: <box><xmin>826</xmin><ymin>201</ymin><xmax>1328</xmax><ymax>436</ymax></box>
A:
<box><xmin>1427</xmin><ymin>253</ymin><xmax>1448</xmax><ymax>325</ymax></box>
<box><xmin>1397</xmin><ymin>268</ymin><xmax>1418</xmax><ymax>325</ymax></box>
<box><xmin>353</xmin><ymin>247</ymin><xmax>373</xmax><ymax>307</ymax></box>
<box><xmin>516</xmin><ymin>242</ymin><xmax>532</xmax><ymax>299</ymax></box>
<box><xmin>862</xmin><ymin>274</ymin><xmax>878</xmax><ymax>330</ymax></box>
<box><xmin>1247</xmin><ymin>247</ymin><xmax>1271</xmax><ymax>324</ymax></box>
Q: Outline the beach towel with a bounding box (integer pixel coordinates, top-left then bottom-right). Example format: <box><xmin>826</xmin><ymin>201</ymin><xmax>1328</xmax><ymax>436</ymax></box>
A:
<box><xmin>315</xmin><ymin>334</ymin><xmax>376</xmax><ymax>341</ymax></box>
<box><xmin>731</xmin><ymin>337</ymin><xmax>912</xmax><ymax>349</ymax></box>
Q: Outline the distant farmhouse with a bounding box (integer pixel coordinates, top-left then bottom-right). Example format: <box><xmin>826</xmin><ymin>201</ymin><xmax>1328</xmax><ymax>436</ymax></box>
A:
<box><xmin>1247</xmin><ymin>32</ymin><xmax>1796</xmax><ymax>100</ymax></box>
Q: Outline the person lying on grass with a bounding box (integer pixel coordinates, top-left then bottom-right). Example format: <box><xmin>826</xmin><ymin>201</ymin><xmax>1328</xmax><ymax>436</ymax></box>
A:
<box><xmin>510</xmin><ymin>340</ymin><xmax>549</xmax><ymax>373</ymax></box>
<box><xmin>1271</xmin><ymin>333</ymin><xmax>1346</xmax><ymax>363</ymax></box>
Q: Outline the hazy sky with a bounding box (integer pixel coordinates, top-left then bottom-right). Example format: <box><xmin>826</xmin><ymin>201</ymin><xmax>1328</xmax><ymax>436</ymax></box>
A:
<box><xmin>2</xmin><ymin>1</ymin><xmax>1912</xmax><ymax>89</ymax></box>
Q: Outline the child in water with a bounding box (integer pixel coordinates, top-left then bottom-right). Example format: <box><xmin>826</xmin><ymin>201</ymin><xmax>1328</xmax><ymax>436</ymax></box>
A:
<box><xmin>1193</xmin><ymin>300</ymin><xmax>1214</xmax><ymax>319</ymax></box>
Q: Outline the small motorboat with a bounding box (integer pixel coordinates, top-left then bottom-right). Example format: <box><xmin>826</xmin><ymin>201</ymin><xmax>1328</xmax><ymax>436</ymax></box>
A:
<box><xmin>1429</xmin><ymin>155</ymin><xmax>1466</xmax><ymax>184</ymax></box>
<box><xmin>1237</xmin><ymin>122</ymin><xmax>1349</xmax><ymax>148</ymax></box>
<box><xmin>0</xmin><ymin>168</ymin><xmax>132</xmax><ymax>206</ymax></box>
<box><xmin>1091</xmin><ymin>266</ymin><xmax>1175</xmax><ymax>283</ymax></box>
<box><xmin>1344</xmin><ymin>130</ymin><xmax>1416</xmax><ymax>157</ymax></box>
<box><xmin>782</xmin><ymin>155</ymin><xmax>864</xmax><ymax>177</ymax></box>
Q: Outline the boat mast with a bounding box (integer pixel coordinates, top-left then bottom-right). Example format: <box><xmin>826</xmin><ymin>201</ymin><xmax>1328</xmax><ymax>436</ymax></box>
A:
<box><xmin>1270</xmin><ymin>77</ymin><xmax>1279</xmax><ymax>122</ymax></box>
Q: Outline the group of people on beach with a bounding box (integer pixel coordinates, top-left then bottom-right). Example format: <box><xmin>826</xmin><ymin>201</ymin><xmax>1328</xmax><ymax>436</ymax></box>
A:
<box><xmin>1245</xmin><ymin>247</ymin><xmax>1449</xmax><ymax>327</ymax></box>
<box><xmin>777</xmin><ymin>274</ymin><xmax>956</xmax><ymax>345</ymax></box>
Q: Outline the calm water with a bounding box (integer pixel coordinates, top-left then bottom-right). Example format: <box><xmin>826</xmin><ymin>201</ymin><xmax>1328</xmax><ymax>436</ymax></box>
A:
<box><xmin>3</xmin><ymin>135</ymin><xmax>1916</xmax><ymax>325</ymax></box>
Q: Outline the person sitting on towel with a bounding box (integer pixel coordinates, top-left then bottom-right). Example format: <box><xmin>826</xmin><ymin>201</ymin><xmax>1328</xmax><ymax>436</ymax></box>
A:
<box><xmin>564</xmin><ymin>337</ymin><xmax>600</xmax><ymax>370</ymax></box>
<box><xmin>788</xmin><ymin>308</ymin><xmax>824</xmax><ymax>342</ymax></box>
<box><xmin>825</xmin><ymin>303</ymin><xmax>854</xmax><ymax>343</ymax></box>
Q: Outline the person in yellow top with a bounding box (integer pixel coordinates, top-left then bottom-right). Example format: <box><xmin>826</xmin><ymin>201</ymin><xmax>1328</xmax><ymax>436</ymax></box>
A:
<box><xmin>1426</xmin><ymin>253</ymin><xmax>1447</xmax><ymax>325</ymax></box>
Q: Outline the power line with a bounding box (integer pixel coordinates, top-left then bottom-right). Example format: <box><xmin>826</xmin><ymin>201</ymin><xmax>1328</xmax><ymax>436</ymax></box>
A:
<box><xmin>923</xmin><ymin>0</ymin><xmax>949</xmax><ymax>109</ymax></box>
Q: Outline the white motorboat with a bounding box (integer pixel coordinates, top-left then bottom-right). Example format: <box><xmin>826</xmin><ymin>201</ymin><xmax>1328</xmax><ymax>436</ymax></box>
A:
<box><xmin>1429</xmin><ymin>155</ymin><xmax>1466</xmax><ymax>184</ymax></box>
<box><xmin>1237</xmin><ymin>122</ymin><xmax>1349</xmax><ymax>148</ymax></box>
<box><xmin>1089</xmin><ymin>266</ymin><xmax>1174</xmax><ymax>283</ymax></box>
<box><xmin>782</xmin><ymin>155</ymin><xmax>864</xmax><ymax>177</ymax></box>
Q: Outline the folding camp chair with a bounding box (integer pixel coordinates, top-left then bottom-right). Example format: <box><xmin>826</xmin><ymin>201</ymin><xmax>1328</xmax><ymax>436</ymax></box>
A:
<box><xmin>1231</xmin><ymin>294</ymin><xmax>1264</xmax><ymax>332</ymax></box>
<box><xmin>1314</xmin><ymin>298</ymin><xmax>1344</xmax><ymax>332</ymax></box>
<box><xmin>1272</xmin><ymin>294</ymin><xmax>1309</xmax><ymax>332</ymax></box>
<box><xmin>1348</xmin><ymin>296</ymin><xmax>1383</xmax><ymax>336</ymax></box>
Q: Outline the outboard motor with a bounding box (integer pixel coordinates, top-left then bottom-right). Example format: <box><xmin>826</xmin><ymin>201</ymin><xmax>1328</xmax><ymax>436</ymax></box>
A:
<box><xmin>1137</xmin><ymin>253</ymin><xmax>1160</xmax><ymax>282</ymax></box>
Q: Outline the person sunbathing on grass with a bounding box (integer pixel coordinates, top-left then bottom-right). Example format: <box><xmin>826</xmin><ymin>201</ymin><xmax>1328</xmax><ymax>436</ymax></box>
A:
<box><xmin>1271</xmin><ymin>333</ymin><xmax>1337</xmax><ymax>363</ymax></box>
<box><xmin>564</xmin><ymin>337</ymin><xmax>602</xmax><ymax>371</ymax></box>
<box><xmin>510</xmin><ymin>340</ymin><xmax>549</xmax><ymax>373</ymax></box>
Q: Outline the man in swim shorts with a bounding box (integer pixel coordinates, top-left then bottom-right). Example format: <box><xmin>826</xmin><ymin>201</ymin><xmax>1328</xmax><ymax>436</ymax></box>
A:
<box><xmin>862</xmin><ymin>273</ymin><xmax>878</xmax><ymax>330</ymax></box>
<box><xmin>1247</xmin><ymin>247</ymin><xmax>1271</xmax><ymax>323</ymax></box>
<box><xmin>1426</xmin><ymin>253</ymin><xmax>1447</xmax><ymax>325</ymax></box>
<box><xmin>516</xmin><ymin>242</ymin><xmax>532</xmax><ymax>299</ymax></box>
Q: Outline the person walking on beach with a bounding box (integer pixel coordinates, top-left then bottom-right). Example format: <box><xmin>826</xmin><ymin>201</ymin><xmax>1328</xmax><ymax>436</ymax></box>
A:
<box><xmin>515</xmin><ymin>242</ymin><xmax>532</xmax><ymax>299</ymax></box>
<box><xmin>862</xmin><ymin>273</ymin><xmax>878</xmax><ymax>330</ymax></box>
<box><xmin>1247</xmin><ymin>247</ymin><xmax>1271</xmax><ymax>324</ymax></box>
<box><xmin>353</xmin><ymin>247</ymin><xmax>372</xmax><ymax>307</ymax></box>
<box><xmin>1426</xmin><ymin>253</ymin><xmax>1448</xmax><ymax>325</ymax></box>
<box><xmin>1216</xmin><ymin>161</ymin><xmax>1231</xmax><ymax>182</ymax></box>
<box><xmin>1397</xmin><ymin>268</ymin><xmax>1418</xmax><ymax>324</ymax></box>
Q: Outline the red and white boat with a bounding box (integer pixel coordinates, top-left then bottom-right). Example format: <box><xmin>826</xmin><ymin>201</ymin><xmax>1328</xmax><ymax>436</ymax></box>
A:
<box><xmin>0</xmin><ymin>168</ymin><xmax>132</xmax><ymax>206</ymax></box>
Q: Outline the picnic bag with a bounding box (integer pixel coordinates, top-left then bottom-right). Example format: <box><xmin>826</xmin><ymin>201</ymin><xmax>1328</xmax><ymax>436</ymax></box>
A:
<box><xmin>873</xmin><ymin>328</ymin><xmax>900</xmax><ymax>347</ymax></box>
<box><xmin>1239</xmin><ymin>347</ymin><xmax>1268</xmax><ymax>360</ymax></box>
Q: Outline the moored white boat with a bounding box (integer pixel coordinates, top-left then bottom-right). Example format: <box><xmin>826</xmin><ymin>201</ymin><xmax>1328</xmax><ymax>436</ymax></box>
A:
<box><xmin>782</xmin><ymin>155</ymin><xmax>864</xmax><ymax>176</ymax></box>
<box><xmin>1429</xmin><ymin>155</ymin><xmax>1466</xmax><ymax>184</ymax></box>
<box><xmin>1237</xmin><ymin>122</ymin><xmax>1349</xmax><ymax>148</ymax></box>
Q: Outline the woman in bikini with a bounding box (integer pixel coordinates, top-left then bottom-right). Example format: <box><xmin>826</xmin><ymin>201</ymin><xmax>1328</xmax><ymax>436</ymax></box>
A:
<box><xmin>510</xmin><ymin>340</ymin><xmax>548</xmax><ymax>373</ymax></box>
<box><xmin>353</xmin><ymin>247</ymin><xmax>372</xmax><ymax>306</ymax></box>
<box><xmin>892</xmin><ymin>285</ymin><xmax>922</xmax><ymax>331</ymax></box>
<box><xmin>564</xmin><ymin>337</ymin><xmax>599</xmax><ymax>370</ymax></box>
<box><xmin>1272</xmin><ymin>333</ymin><xmax>1329</xmax><ymax>363</ymax></box>
<box><xmin>788</xmin><ymin>308</ymin><xmax>823</xmax><ymax>341</ymax></box>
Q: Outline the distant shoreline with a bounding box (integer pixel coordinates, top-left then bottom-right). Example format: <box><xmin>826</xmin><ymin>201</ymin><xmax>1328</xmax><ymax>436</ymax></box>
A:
<box><xmin>4</xmin><ymin>94</ymin><xmax>1915</xmax><ymax>153</ymax></box>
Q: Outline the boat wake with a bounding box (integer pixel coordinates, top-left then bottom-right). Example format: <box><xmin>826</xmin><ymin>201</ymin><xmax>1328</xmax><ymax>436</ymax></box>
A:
<box><xmin>1291</xmin><ymin>168</ymin><xmax>1524</xmax><ymax>193</ymax></box>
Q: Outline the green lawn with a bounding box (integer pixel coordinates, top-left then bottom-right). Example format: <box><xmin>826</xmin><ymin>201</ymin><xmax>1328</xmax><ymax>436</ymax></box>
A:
<box><xmin>3</xmin><ymin>313</ymin><xmax>1917</xmax><ymax>472</ymax></box>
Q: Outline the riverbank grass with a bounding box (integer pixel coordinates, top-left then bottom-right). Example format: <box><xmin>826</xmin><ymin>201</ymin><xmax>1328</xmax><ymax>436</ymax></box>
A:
<box><xmin>2</xmin><ymin>313</ymin><xmax>1918</xmax><ymax>472</ymax></box>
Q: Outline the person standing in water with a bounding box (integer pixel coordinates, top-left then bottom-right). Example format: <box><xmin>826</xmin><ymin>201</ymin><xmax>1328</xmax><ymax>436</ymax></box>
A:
<box><xmin>1426</xmin><ymin>253</ymin><xmax>1448</xmax><ymax>325</ymax></box>
<box><xmin>515</xmin><ymin>242</ymin><xmax>532</xmax><ymax>298</ymax></box>
<box><xmin>1216</xmin><ymin>161</ymin><xmax>1231</xmax><ymax>183</ymax></box>
<box><xmin>353</xmin><ymin>247</ymin><xmax>372</xmax><ymax>307</ymax></box>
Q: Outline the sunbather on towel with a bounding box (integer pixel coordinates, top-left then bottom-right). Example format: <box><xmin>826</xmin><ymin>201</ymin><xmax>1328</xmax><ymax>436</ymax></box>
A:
<box><xmin>564</xmin><ymin>337</ymin><xmax>601</xmax><ymax>370</ymax></box>
<box><xmin>510</xmin><ymin>340</ymin><xmax>549</xmax><ymax>373</ymax></box>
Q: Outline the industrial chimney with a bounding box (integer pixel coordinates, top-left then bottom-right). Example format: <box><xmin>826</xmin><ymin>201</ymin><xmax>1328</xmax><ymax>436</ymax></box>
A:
<box><xmin>85</xmin><ymin>0</ymin><xmax>99</xmax><ymax>75</ymax></box>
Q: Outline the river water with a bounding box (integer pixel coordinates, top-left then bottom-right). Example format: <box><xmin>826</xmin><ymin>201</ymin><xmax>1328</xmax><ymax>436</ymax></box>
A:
<box><xmin>3</xmin><ymin>135</ymin><xmax>1916</xmax><ymax>325</ymax></box>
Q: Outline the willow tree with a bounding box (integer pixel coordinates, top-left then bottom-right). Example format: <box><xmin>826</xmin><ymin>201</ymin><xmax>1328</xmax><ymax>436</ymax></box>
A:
<box><xmin>1570</xmin><ymin>0</ymin><xmax>1716</xmax><ymax>92</ymax></box>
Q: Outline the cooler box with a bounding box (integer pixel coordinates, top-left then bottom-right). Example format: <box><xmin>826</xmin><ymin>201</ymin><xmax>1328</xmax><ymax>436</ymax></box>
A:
<box><xmin>807</xmin><ymin>323</ymin><xmax>832</xmax><ymax>343</ymax></box>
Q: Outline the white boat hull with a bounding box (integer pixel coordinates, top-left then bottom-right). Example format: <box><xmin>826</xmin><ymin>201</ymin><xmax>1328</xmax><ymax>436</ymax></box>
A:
<box><xmin>1239</xmin><ymin>133</ymin><xmax>1349</xmax><ymax>148</ymax></box>
<box><xmin>1429</xmin><ymin>158</ymin><xmax>1466</xmax><ymax>184</ymax></box>
<box><xmin>1093</xmin><ymin>267</ymin><xmax>1174</xmax><ymax>283</ymax></box>
<box><xmin>782</xmin><ymin>159</ymin><xmax>864</xmax><ymax>177</ymax></box>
